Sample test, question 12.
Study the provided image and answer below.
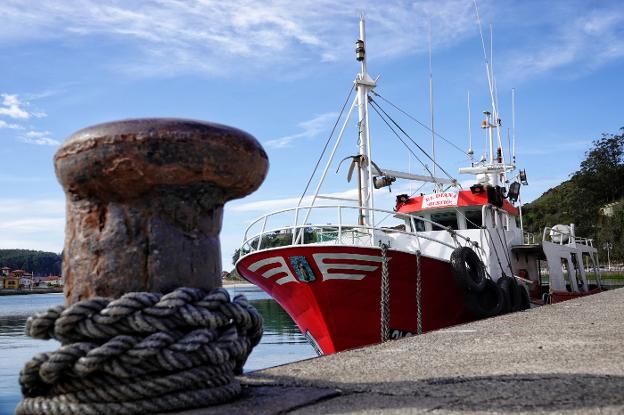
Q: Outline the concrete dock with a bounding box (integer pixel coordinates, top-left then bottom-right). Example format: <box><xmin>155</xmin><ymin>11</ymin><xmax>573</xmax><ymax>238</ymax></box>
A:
<box><xmin>183</xmin><ymin>288</ymin><xmax>624</xmax><ymax>414</ymax></box>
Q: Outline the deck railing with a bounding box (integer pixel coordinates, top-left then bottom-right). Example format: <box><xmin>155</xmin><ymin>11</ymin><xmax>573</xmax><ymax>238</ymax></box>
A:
<box><xmin>542</xmin><ymin>226</ymin><xmax>594</xmax><ymax>248</ymax></box>
<box><xmin>239</xmin><ymin>205</ymin><xmax>480</xmax><ymax>259</ymax></box>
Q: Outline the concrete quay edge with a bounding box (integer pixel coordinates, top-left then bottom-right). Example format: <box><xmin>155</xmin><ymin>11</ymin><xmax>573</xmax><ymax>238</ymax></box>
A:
<box><xmin>179</xmin><ymin>287</ymin><xmax>624</xmax><ymax>414</ymax></box>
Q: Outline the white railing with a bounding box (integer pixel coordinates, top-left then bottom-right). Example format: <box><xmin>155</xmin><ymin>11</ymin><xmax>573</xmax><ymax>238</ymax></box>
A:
<box><xmin>239</xmin><ymin>205</ymin><xmax>481</xmax><ymax>259</ymax></box>
<box><xmin>524</xmin><ymin>231</ymin><xmax>538</xmax><ymax>245</ymax></box>
<box><xmin>542</xmin><ymin>226</ymin><xmax>594</xmax><ymax>248</ymax></box>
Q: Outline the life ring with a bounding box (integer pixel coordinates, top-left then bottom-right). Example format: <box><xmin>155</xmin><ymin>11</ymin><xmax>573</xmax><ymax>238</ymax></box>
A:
<box><xmin>450</xmin><ymin>247</ymin><xmax>487</xmax><ymax>292</ymax></box>
<box><xmin>464</xmin><ymin>278</ymin><xmax>504</xmax><ymax>318</ymax></box>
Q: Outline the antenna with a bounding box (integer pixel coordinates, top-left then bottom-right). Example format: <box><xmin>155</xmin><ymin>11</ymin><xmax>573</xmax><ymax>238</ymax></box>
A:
<box><xmin>467</xmin><ymin>91</ymin><xmax>474</xmax><ymax>163</ymax></box>
<box><xmin>428</xmin><ymin>22</ymin><xmax>437</xmax><ymax>186</ymax></box>
<box><xmin>512</xmin><ymin>87</ymin><xmax>516</xmax><ymax>165</ymax></box>
<box><xmin>507</xmin><ymin>128</ymin><xmax>512</xmax><ymax>166</ymax></box>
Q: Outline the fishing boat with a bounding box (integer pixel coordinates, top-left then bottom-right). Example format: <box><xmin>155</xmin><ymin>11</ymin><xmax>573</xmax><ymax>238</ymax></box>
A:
<box><xmin>236</xmin><ymin>17</ymin><xmax>602</xmax><ymax>355</ymax></box>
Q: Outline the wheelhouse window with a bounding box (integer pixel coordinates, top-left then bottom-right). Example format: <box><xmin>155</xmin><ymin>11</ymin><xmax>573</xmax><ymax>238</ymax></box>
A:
<box><xmin>430</xmin><ymin>211</ymin><xmax>458</xmax><ymax>230</ymax></box>
<box><xmin>464</xmin><ymin>209</ymin><xmax>482</xmax><ymax>229</ymax></box>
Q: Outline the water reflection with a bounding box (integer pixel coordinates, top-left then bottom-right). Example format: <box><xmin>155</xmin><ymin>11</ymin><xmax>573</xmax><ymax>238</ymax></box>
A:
<box><xmin>0</xmin><ymin>287</ymin><xmax>316</xmax><ymax>413</ymax></box>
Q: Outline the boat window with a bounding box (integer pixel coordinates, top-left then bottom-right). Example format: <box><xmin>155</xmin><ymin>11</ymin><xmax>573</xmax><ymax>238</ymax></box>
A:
<box><xmin>409</xmin><ymin>216</ymin><xmax>426</xmax><ymax>232</ymax></box>
<box><xmin>464</xmin><ymin>210</ymin><xmax>482</xmax><ymax>229</ymax></box>
<box><xmin>561</xmin><ymin>258</ymin><xmax>572</xmax><ymax>292</ymax></box>
<box><xmin>430</xmin><ymin>211</ymin><xmax>458</xmax><ymax>230</ymax></box>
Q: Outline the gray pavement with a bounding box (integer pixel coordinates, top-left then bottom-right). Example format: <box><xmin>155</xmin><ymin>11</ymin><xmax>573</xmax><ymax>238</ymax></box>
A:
<box><xmin>181</xmin><ymin>288</ymin><xmax>624</xmax><ymax>414</ymax></box>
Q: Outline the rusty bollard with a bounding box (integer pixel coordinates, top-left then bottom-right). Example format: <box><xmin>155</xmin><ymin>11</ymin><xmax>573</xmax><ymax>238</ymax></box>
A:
<box><xmin>54</xmin><ymin>118</ymin><xmax>269</xmax><ymax>304</ymax></box>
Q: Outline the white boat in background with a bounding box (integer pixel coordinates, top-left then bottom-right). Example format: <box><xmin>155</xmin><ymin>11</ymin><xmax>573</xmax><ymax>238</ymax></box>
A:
<box><xmin>236</xmin><ymin>16</ymin><xmax>602</xmax><ymax>355</ymax></box>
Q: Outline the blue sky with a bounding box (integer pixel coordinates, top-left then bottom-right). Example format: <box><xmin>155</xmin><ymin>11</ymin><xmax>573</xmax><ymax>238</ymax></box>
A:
<box><xmin>0</xmin><ymin>0</ymin><xmax>622</xmax><ymax>270</ymax></box>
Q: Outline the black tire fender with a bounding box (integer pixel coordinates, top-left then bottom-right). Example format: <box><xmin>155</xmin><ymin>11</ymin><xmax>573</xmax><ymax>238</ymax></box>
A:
<box><xmin>450</xmin><ymin>247</ymin><xmax>487</xmax><ymax>293</ymax></box>
<box><xmin>465</xmin><ymin>278</ymin><xmax>504</xmax><ymax>319</ymax></box>
<box><xmin>519</xmin><ymin>285</ymin><xmax>531</xmax><ymax>310</ymax></box>
<box><xmin>509</xmin><ymin>276</ymin><xmax>523</xmax><ymax>312</ymax></box>
<box><xmin>496</xmin><ymin>276</ymin><xmax>513</xmax><ymax>314</ymax></box>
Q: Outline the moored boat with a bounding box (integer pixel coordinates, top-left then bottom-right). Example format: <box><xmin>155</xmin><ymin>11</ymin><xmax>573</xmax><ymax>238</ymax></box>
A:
<box><xmin>236</xmin><ymin>17</ymin><xmax>602</xmax><ymax>355</ymax></box>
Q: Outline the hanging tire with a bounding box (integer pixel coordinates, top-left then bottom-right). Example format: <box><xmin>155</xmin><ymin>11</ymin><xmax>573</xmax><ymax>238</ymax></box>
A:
<box><xmin>465</xmin><ymin>278</ymin><xmax>504</xmax><ymax>318</ymax></box>
<box><xmin>519</xmin><ymin>285</ymin><xmax>531</xmax><ymax>310</ymax></box>
<box><xmin>509</xmin><ymin>276</ymin><xmax>523</xmax><ymax>312</ymax></box>
<box><xmin>496</xmin><ymin>276</ymin><xmax>513</xmax><ymax>314</ymax></box>
<box><xmin>450</xmin><ymin>247</ymin><xmax>487</xmax><ymax>293</ymax></box>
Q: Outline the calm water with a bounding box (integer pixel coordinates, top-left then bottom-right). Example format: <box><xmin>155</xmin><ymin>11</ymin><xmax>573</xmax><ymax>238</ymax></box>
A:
<box><xmin>0</xmin><ymin>286</ymin><xmax>316</xmax><ymax>414</ymax></box>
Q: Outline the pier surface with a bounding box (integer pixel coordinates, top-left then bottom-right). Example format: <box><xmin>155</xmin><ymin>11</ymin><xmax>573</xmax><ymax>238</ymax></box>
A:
<box><xmin>181</xmin><ymin>287</ymin><xmax>624</xmax><ymax>414</ymax></box>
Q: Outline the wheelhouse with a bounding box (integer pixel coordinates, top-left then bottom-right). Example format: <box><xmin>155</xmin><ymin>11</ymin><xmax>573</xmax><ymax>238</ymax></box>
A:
<box><xmin>395</xmin><ymin>187</ymin><xmax>519</xmax><ymax>233</ymax></box>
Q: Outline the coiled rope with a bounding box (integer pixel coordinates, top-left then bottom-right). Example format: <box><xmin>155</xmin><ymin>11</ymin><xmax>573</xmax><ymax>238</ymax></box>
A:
<box><xmin>17</xmin><ymin>287</ymin><xmax>262</xmax><ymax>415</ymax></box>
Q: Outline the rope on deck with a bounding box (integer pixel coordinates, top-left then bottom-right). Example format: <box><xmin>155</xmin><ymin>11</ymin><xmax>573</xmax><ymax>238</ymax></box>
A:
<box><xmin>17</xmin><ymin>287</ymin><xmax>263</xmax><ymax>415</ymax></box>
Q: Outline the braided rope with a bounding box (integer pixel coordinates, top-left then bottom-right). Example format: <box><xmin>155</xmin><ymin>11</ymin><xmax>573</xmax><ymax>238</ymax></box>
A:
<box><xmin>380</xmin><ymin>243</ymin><xmax>390</xmax><ymax>343</ymax></box>
<box><xmin>416</xmin><ymin>250</ymin><xmax>423</xmax><ymax>335</ymax></box>
<box><xmin>17</xmin><ymin>287</ymin><xmax>262</xmax><ymax>415</ymax></box>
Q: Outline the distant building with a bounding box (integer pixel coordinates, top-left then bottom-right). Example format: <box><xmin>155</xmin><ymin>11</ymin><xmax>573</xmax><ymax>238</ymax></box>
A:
<box><xmin>3</xmin><ymin>275</ymin><xmax>19</xmax><ymax>289</ymax></box>
<box><xmin>0</xmin><ymin>267</ymin><xmax>61</xmax><ymax>289</ymax></box>
<box><xmin>42</xmin><ymin>275</ymin><xmax>63</xmax><ymax>287</ymax></box>
<box><xmin>19</xmin><ymin>275</ymin><xmax>34</xmax><ymax>288</ymax></box>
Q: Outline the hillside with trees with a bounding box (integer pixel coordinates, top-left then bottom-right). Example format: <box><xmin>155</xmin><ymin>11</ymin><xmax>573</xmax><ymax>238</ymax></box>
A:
<box><xmin>523</xmin><ymin>128</ymin><xmax>624</xmax><ymax>262</ymax></box>
<box><xmin>0</xmin><ymin>249</ymin><xmax>62</xmax><ymax>277</ymax></box>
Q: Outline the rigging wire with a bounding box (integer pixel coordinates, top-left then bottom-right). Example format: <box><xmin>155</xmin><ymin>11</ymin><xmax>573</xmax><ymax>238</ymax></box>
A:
<box><xmin>368</xmin><ymin>96</ymin><xmax>458</xmax><ymax>184</ymax></box>
<box><xmin>296</xmin><ymin>83</ymin><xmax>355</xmax><ymax>207</ymax></box>
<box><xmin>367</xmin><ymin>98</ymin><xmax>435</xmax><ymax>179</ymax></box>
<box><xmin>370</xmin><ymin>90</ymin><xmax>468</xmax><ymax>156</ymax></box>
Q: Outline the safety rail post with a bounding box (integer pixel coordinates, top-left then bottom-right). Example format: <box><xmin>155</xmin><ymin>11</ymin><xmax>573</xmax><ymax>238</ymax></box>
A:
<box><xmin>292</xmin><ymin>207</ymin><xmax>300</xmax><ymax>245</ymax></box>
<box><xmin>481</xmin><ymin>205</ymin><xmax>489</xmax><ymax>229</ymax></box>
<box><xmin>257</xmin><ymin>215</ymin><xmax>269</xmax><ymax>250</ymax></box>
<box><xmin>338</xmin><ymin>206</ymin><xmax>343</xmax><ymax>243</ymax></box>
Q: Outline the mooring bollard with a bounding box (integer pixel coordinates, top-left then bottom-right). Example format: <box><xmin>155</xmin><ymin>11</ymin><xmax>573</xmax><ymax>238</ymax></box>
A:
<box><xmin>54</xmin><ymin>118</ymin><xmax>268</xmax><ymax>303</ymax></box>
<box><xmin>17</xmin><ymin>118</ymin><xmax>269</xmax><ymax>415</ymax></box>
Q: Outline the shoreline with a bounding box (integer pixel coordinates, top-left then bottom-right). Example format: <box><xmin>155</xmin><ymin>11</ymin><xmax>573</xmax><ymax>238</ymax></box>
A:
<box><xmin>0</xmin><ymin>282</ymin><xmax>255</xmax><ymax>296</ymax></box>
<box><xmin>0</xmin><ymin>288</ymin><xmax>63</xmax><ymax>296</ymax></box>
<box><xmin>222</xmin><ymin>281</ymin><xmax>255</xmax><ymax>288</ymax></box>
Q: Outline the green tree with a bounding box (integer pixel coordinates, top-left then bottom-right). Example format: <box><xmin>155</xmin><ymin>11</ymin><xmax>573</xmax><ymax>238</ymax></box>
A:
<box><xmin>523</xmin><ymin>127</ymin><xmax>624</xmax><ymax>261</ymax></box>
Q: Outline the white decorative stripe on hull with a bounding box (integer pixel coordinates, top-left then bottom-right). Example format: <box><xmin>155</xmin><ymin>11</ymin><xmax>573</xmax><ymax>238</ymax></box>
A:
<box><xmin>248</xmin><ymin>256</ymin><xmax>297</xmax><ymax>285</ymax></box>
<box><xmin>313</xmin><ymin>253</ymin><xmax>383</xmax><ymax>281</ymax></box>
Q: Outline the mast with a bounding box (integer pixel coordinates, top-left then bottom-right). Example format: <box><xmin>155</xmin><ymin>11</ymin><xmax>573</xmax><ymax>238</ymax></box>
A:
<box><xmin>428</xmin><ymin>24</ymin><xmax>437</xmax><ymax>186</ymax></box>
<box><xmin>355</xmin><ymin>16</ymin><xmax>376</xmax><ymax>226</ymax></box>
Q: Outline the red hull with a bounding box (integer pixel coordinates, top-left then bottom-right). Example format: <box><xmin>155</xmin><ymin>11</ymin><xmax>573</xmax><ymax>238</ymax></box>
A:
<box><xmin>550</xmin><ymin>287</ymin><xmax>602</xmax><ymax>304</ymax></box>
<box><xmin>237</xmin><ymin>245</ymin><xmax>471</xmax><ymax>354</ymax></box>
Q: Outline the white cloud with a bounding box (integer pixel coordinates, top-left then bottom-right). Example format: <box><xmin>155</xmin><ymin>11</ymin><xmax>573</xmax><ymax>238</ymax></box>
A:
<box><xmin>231</xmin><ymin>188</ymin><xmax>360</xmax><ymax>213</ymax></box>
<box><xmin>265</xmin><ymin>112</ymin><xmax>338</xmax><ymax>148</ymax></box>
<box><xmin>19</xmin><ymin>131</ymin><xmax>60</xmax><ymax>146</ymax></box>
<box><xmin>0</xmin><ymin>0</ymin><xmax>485</xmax><ymax>77</ymax></box>
<box><xmin>503</xmin><ymin>7</ymin><xmax>624</xmax><ymax>79</ymax></box>
<box><xmin>0</xmin><ymin>198</ymin><xmax>65</xmax><ymax>252</ymax></box>
<box><xmin>0</xmin><ymin>218</ymin><xmax>64</xmax><ymax>233</ymax></box>
<box><xmin>0</xmin><ymin>120</ymin><xmax>22</xmax><ymax>129</ymax></box>
<box><xmin>0</xmin><ymin>94</ymin><xmax>30</xmax><ymax>119</ymax></box>
<box><xmin>0</xmin><ymin>92</ymin><xmax>50</xmax><ymax>144</ymax></box>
